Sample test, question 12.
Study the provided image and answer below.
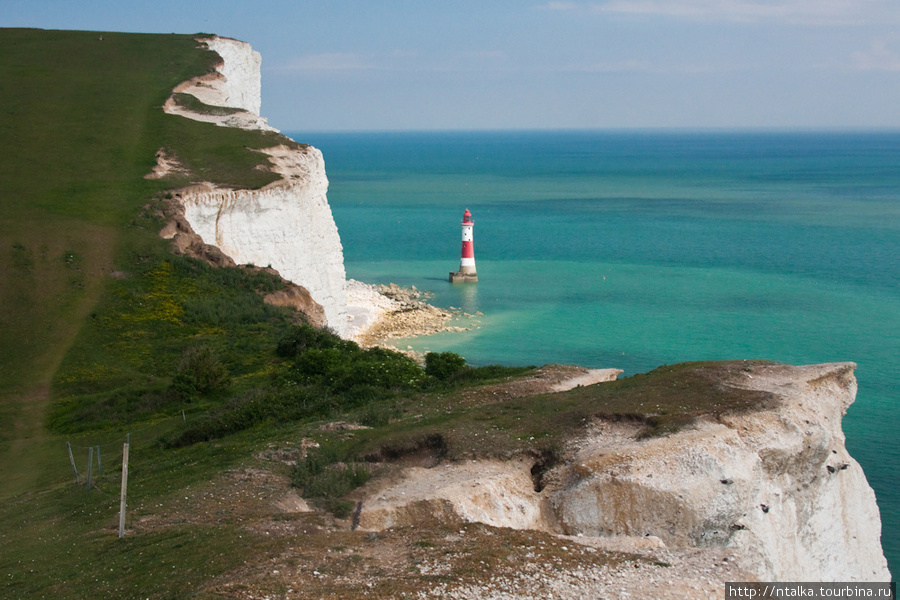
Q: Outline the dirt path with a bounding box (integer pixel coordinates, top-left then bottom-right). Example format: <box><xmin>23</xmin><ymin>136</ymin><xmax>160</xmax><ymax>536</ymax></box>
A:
<box><xmin>0</xmin><ymin>221</ymin><xmax>115</xmax><ymax>500</ymax></box>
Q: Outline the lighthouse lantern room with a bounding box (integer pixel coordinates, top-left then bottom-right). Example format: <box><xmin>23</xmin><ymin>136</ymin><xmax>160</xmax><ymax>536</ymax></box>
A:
<box><xmin>449</xmin><ymin>209</ymin><xmax>478</xmax><ymax>283</ymax></box>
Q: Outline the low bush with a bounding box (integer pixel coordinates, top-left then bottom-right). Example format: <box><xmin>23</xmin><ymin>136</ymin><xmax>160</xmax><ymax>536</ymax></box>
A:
<box><xmin>170</xmin><ymin>345</ymin><xmax>231</xmax><ymax>400</ymax></box>
<box><xmin>182</xmin><ymin>293</ymin><xmax>284</xmax><ymax>326</ymax></box>
<box><xmin>358</xmin><ymin>401</ymin><xmax>402</xmax><ymax>427</ymax></box>
<box><xmin>451</xmin><ymin>364</ymin><xmax>535</xmax><ymax>384</ymax></box>
<box><xmin>425</xmin><ymin>351</ymin><xmax>468</xmax><ymax>381</ymax></box>
<box><xmin>291</xmin><ymin>445</ymin><xmax>371</xmax><ymax>516</ymax></box>
<box><xmin>159</xmin><ymin>386</ymin><xmax>334</xmax><ymax>448</ymax></box>
<box><xmin>47</xmin><ymin>381</ymin><xmax>173</xmax><ymax>433</ymax></box>
<box><xmin>276</xmin><ymin>324</ymin><xmax>347</xmax><ymax>357</ymax></box>
<box><xmin>286</xmin><ymin>328</ymin><xmax>426</xmax><ymax>396</ymax></box>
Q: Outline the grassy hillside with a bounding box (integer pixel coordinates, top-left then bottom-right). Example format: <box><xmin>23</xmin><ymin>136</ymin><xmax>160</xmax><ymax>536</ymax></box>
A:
<box><xmin>0</xmin><ymin>28</ymin><xmax>293</xmax><ymax>494</ymax></box>
<box><xmin>0</xmin><ymin>28</ymin><xmax>292</xmax><ymax>390</ymax></box>
<box><xmin>0</xmin><ymin>29</ymin><xmax>776</xmax><ymax>599</ymax></box>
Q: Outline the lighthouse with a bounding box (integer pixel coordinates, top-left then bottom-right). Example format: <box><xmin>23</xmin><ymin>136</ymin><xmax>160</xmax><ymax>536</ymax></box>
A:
<box><xmin>449</xmin><ymin>209</ymin><xmax>478</xmax><ymax>283</ymax></box>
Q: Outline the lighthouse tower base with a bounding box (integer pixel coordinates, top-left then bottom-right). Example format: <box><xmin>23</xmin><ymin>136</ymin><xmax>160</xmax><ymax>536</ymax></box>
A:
<box><xmin>449</xmin><ymin>271</ymin><xmax>478</xmax><ymax>283</ymax></box>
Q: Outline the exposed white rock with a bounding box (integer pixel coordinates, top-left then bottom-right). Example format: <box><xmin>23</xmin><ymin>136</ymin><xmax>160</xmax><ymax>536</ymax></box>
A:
<box><xmin>550</xmin><ymin>362</ymin><xmax>889</xmax><ymax>581</ymax></box>
<box><xmin>179</xmin><ymin>146</ymin><xmax>349</xmax><ymax>335</ymax></box>
<box><xmin>549</xmin><ymin>368</ymin><xmax>623</xmax><ymax>391</ymax></box>
<box><xmin>160</xmin><ymin>37</ymin><xmax>464</xmax><ymax>338</ymax></box>
<box><xmin>166</xmin><ymin>36</ymin><xmax>274</xmax><ymax>131</ymax></box>
<box><xmin>344</xmin><ymin>279</ymin><xmax>403</xmax><ymax>341</ymax></box>
<box><xmin>203</xmin><ymin>36</ymin><xmax>262</xmax><ymax>115</ymax></box>
<box><xmin>359</xmin><ymin>459</ymin><xmax>545</xmax><ymax>531</ymax></box>
<box><xmin>162</xmin><ymin>37</ymin><xmax>352</xmax><ymax>335</ymax></box>
<box><xmin>357</xmin><ymin>362</ymin><xmax>890</xmax><ymax>582</ymax></box>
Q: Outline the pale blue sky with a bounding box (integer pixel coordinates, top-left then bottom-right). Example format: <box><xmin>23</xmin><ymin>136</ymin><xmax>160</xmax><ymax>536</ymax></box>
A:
<box><xmin>6</xmin><ymin>0</ymin><xmax>900</xmax><ymax>131</ymax></box>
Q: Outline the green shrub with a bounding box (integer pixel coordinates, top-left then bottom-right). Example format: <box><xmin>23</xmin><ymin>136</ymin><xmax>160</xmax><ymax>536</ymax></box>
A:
<box><xmin>425</xmin><ymin>352</ymin><xmax>468</xmax><ymax>381</ymax></box>
<box><xmin>276</xmin><ymin>324</ymin><xmax>348</xmax><ymax>357</ymax></box>
<box><xmin>358</xmin><ymin>401</ymin><xmax>402</xmax><ymax>427</ymax></box>
<box><xmin>170</xmin><ymin>345</ymin><xmax>231</xmax><ymax>400</ymax></box>
<box><xmin>181</xmin><ymin>293</ymin><xmax>283</xmax><ymax>326</ymax></box>
<box><xmin>451</xmin><ymin>364</ymin><xmax>535</xmax><ymax>384</ymax></box>
<box><xmin>288</xmin><ymin>339</ymin><xmax>425</xmax><ymax>396</ymax></box>
<box><xmin>48</xmin><ymin>381</ymin><xmax>173</xmax><ymax>433</ymax></box>
<box><xmin>159</xmin><ymin>386</ymin><xmax>335</xmax><ymax>448</ymax></box>
<box><xmin>320</xmin><ymin>499</ymin><xmax>356</xmax><ymax>519</ymax></box>
<box><xmin>291</xmin><ymin>445</ymin><xmax>370</xmax><ymax>512</ymax></box>
<box><xmin>341</xmin><ymin>348</ymin><xmax>425</xmax><ymax>393</ymax></box>
<box><xmin>293</xmin><ymin>347</ymin><xmax>347</xmax><ymax>379</ymax></box>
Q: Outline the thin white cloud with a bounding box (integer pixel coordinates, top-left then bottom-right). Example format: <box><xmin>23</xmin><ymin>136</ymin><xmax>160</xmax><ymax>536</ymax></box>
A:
<box><xmin>273</xmin><ymin>52</ymin><xmax>375</xmax><ymax>72</ymax></box>
<box><xmin>538</xmin><ymin>0</ymin><xmax>898</xmax><ymax>26</ymax></box>
<box><xmin>852</xmin><ymin>38</ymin><xmax>900</xmax><ymax>71</ymax></box>
<box><xmin>534</xmin><ymin>1</ymin><xmax>582</xmax><ymax>10</ymax></box>
<box><xmin>273</xmin><ymin>49</ymin><xmax>509</xmax><ymax>74</ymax></box>
<box><xmin>559</xmin><ymin>59</ymin><xmax>722</xmax><ymax>74</ymax></box>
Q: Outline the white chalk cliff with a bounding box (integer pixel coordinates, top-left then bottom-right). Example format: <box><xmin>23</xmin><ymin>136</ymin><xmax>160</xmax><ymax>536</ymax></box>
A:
<box><xmin>163</xmin><ymin>36</ymin><xmax>350</xmax><ymax>335</ymax></box>
<box><xmin>165</xmin><ymin>36</ymin><xmax>273</xmax><ymax>132</ymax></box>
<box><xmin>358</xmin><ymin>362</ymin><xmax>890</xmax><ymax>583</ymax></box>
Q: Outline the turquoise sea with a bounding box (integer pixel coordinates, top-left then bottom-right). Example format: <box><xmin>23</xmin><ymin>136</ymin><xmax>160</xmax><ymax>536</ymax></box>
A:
<box><xmin>293</xmin><ymin>130</ymin><xmax>900</xmax><ymax>574</ymax></box>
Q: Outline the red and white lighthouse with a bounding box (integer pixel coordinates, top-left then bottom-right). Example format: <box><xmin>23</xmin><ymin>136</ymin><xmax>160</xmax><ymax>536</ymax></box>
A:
<box><xmin>450</xmin><ymin>209</ymin><xmax>478</xmax><ymax>283</ymax></box>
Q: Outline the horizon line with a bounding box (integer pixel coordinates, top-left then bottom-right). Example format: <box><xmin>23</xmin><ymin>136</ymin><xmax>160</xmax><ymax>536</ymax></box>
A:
<box><xmin>283</xmin><ymin>125</ymin><xmax>900</xmax><ymax>135</ymax></box>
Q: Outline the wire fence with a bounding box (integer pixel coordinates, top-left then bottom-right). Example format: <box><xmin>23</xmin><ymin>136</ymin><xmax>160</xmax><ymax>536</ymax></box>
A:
<box><xmin>65</xmin><ymin>433</ymin><xmax>132</xmax><ymax>537</ymax></box>
<box><xmin>66</xmin><ymin>434</ymin><xmax>130</xmax><ymax>490</ymax></box>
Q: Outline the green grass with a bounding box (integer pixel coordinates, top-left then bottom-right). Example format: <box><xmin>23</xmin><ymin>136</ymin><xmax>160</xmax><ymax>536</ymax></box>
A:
<box><xmin>0</xmin><ymin>27</ymin><xmax>303</xmax><ymax>491</ymax></box>
<box><xmin>0</xmin><ymin>28</ymin><xmax>294</xmax><ymax>391</ymax></box>
<box><xmin>291</xmin><ymin>360</ymin><xmax>776</xmax><ymax>468</ymax></box>
<box><xmin>46</xmin><ymin>253</ymin><xmax>297</xmax><ymax>434</ymax></box>
<box><xmin>0</xmin><ymin>425</ymin><xmax>276</xmax><ymax>600</ymax></box>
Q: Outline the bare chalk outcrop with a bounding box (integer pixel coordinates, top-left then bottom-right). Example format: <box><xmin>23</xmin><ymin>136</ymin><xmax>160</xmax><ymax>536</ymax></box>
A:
<box><xmin>164</xmin><ymin>36</ymin><xmax>273</xmax><ymax>131</ymax></box>
<box><xmin>356</xmin><ymin>362</ymin><xmax>890</xmax><ymax>583</ymax></box>
<box><xmin>176</xmin><ymin>151</ymin><xmax>348</xmax><ymax>334</ymax></box>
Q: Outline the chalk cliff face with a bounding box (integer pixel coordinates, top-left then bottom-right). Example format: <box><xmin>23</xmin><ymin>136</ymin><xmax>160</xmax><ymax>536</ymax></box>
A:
<box><xmin>177</xmin><ymin>146</ymin><xmax>348</xmax><ymax>334</ymax></box>
<box><xmin>164</xmin><ymin>37</ymin><xmax>350</xmax><ymax>334</ymax></box>
<box><xmin>202</xmin><ymin>37</ymin><xmax>262</xmax><ymax>115</ymax></box>
<box><xmin>552</xmin><ymin>362</ymin><xmax>888</xmax><ymax>581</ymax></box>
<box><xmin>359</xmin><ymin>362</ymin><xmax>890</xmax><ymax>583</ymax></box>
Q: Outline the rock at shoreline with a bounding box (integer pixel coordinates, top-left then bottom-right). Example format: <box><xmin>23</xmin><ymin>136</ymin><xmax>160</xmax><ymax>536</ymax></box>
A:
<box><xmin>346</xmin><ymin>280</ymin><xmax>462</xmax><ymax>349</ymax></box>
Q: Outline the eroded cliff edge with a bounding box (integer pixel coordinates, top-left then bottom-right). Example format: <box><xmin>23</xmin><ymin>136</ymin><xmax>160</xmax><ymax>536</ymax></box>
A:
<box><xmin>156</xmin><ymin>36</ymin><xmax>350</xmax><ymax>335</ymax></box>
<box><xmin>155</xmin><ymin>36</ymin><xmax>456</xmax><ymax>342</ymax></box>
<box><xmin>356</xmin><ymin>362</ymin><xmax>889</xmax><ymax>583</ymax></box>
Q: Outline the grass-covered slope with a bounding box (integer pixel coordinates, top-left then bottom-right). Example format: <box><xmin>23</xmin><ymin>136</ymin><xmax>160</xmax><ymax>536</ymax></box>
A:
<box><xmin>0</xmin><ymin>28</ymin><xmax>296</xmax><ymax>494</ymax></box>
<box><xmin>0</xmin><ymin>29</ymin><xmax>207</xmax><ymax>399</ymax></box>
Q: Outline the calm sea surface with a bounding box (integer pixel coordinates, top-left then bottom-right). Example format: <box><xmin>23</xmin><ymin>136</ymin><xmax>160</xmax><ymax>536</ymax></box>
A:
<box><xmin>292</xmin><ymin>130</ymin><xmax>900</xmax><ymax>573</ymax></box>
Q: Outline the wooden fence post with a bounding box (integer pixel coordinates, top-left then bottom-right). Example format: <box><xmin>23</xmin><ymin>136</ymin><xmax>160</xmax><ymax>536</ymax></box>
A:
<box><xmin>118</xmin><ymin>442</ymin><xmax>129</xmax><ymax>538</ymax></box>
<box><xmin>86</xmin><ymin>447</ymin><xmax>94</xmax><ymax>491</ymax></box>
